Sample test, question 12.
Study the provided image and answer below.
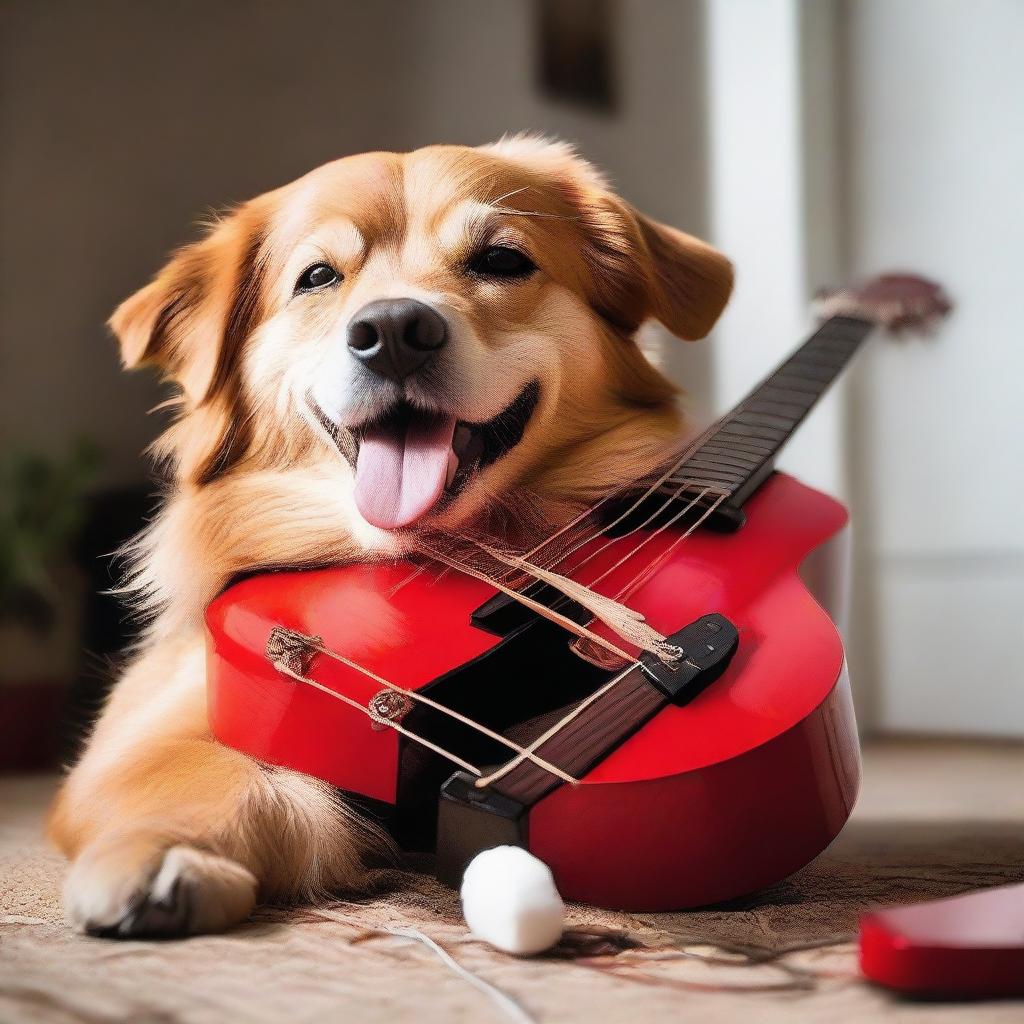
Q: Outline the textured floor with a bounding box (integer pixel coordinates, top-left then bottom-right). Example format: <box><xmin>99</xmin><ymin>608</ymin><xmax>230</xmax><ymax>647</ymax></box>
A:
<box><xmin>1</xmin><ymin>739</ymin><xmax>1022</xmax><ymax>1023</ymax></box>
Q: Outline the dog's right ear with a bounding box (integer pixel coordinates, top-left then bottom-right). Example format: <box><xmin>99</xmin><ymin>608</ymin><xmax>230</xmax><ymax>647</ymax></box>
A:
<box><xmin>482</xmin><ymin>135</ymin><xmax>732</xmax><ymax>341</ymax></box>
<box><xmin>109</xmin><ymin>203</ymin><xmax>266</xmax><ymax>404</ymax></box>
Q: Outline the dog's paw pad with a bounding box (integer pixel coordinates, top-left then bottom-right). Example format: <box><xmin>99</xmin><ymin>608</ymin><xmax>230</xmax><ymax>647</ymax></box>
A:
<box><xmin>66</xmin><ymin>840</ymin><xmax>257</xmax><ymax>939</ymax></box>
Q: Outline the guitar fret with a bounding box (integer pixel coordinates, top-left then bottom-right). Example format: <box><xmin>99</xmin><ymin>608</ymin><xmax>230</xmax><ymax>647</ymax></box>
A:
<box><xmin>697</xmin><ymin>439</ymin><xmax>767</xmax><ymax>456</ymax></box>
<box><xmin>710</xmin><ymin>434</ymin><xmax>777</xmax><ymax>455</ymax></box>
<box><xmin>683</xmin><ymin>463</ymin><xmax>746</xmax><ymax>484</ymax></box>
<box><xmin>757</xmin><ymin>385</ymin><xmax>818</xmax><ymax>405</ymax></box>
<box><xmin>687</xmin><ymin>451</ymin><xmax>760</xmax><ymax>471</ymax></box>
<box><xmin>768</xmin><ymin>375</ymin><xmax>824</xmax><ymax>396</ymax></box>
<box><xmin>819</xmin><ymin>335</ymin><xmax>860</xmax><ymax>352</ymax></box>
<box><xmin>747</xmin><ymin>399</ymin><xmax>810</xmax><ymax>418</ymax></box>
<box><xmin>732</xmin><ymin>410</ymin><xmax>796</xmax><ymax>431</ymax></box>
<box><xmin>683</xmin><ymin>467</ymin><xmax>741</xmax><ymax>483</ymax></box>
<box><xmin>796</xmin><ymin>339</ymin><xmax>853</xmax><ymax>358</ymax></box>
<box><xmin>700</xmin><ymin>436</ymin><xmax>776</xmax><ymax>454</ymax></box>
<box><xmin>692</xmin><ymin>456</ymin><xmax>766</xmax><ymax>477</ymax></box>
<box><xmin>778</xmin><ymin>363</ymin><xmax>836</xmax><ymax>383</ymax></box>
<box><xmin>684</xmin><ymin>451</ymin><xmax>750</xmax><ymax>468</ymax></box>
<box><xmin>791</xmin><ymin>356</ymin><xmax>847</xmax><ymax>374</ymax></box>
<box><xmin>782</xmin><ymin>362</ymin><xmax>851</xmax><ymax>380</ymax></box>
<box><xmin>718</xmin><ymin>422</ymin><xmax>788</xmax><ymax>442</ymax></box>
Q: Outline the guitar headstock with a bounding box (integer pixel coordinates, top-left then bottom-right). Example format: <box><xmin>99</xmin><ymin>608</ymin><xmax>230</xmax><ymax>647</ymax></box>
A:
<box><xmin>814</xmin><ymin>273</ymin><xmax>952</xmax><ymax>335</ymax></box>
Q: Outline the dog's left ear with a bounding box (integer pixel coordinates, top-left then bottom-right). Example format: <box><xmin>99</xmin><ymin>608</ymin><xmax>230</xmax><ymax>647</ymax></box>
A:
<box><xmin>108</xmin><ymin>203</ymin><xmax>266</xmax><ymax>404</ymax></box>
<box><xmin>579</xmin><ymin>192</ymin><xmax>734</xmax><ymax>341</ymax></box>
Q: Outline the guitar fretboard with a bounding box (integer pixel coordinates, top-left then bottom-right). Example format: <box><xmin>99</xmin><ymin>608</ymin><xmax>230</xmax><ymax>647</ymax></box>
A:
<box><xmin>488</xmin><ymin>666</ymin><xmax>664</xmax><ymax>807</ymax></box>
<box><xmin>674</xmin><ymin>315</ymin><xmax>873</xmax><ymax>522</ymax></box>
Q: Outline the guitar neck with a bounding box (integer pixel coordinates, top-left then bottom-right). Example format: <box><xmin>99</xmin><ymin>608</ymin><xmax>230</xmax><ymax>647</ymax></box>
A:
<box><xmin>676</xmin><ymin>314</ymin><xmax>874</xmax><ymax>525</ymax></box>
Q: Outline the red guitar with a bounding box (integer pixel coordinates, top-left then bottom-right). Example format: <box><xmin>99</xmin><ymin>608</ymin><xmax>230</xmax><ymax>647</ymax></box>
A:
<box><xmin>206</xmin><ymin>275</ymin><xmax>950</xmax><ymax>911</ymax></box>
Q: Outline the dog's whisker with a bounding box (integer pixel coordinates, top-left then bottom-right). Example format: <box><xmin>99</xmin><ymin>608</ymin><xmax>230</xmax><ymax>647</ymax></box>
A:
<box><xmin>491</xmin><ymin>205</ymin><xmax>578</xmax><ymax>222</ymax></box>
<box><xmin>488</xmin><ymin>185</ymin><xmax>531</xmax><ymax>206</ymax></box>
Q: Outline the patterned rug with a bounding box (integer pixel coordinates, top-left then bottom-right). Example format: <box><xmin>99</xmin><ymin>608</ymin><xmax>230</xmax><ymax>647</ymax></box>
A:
<box><xmin>2</xmin><ymin>750</ymin><xmax>1022</xmax><ymax>1023</ymax></box>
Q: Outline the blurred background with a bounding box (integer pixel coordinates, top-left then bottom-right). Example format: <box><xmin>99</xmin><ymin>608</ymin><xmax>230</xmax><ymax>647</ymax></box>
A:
<box><xmin>0</xmin><ymin>0</ymin><xmax>1021</xmax><ymax>770</ymax></box>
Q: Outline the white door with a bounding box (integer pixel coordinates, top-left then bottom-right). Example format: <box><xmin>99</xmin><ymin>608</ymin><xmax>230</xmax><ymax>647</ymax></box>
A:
<box><xmin>844</xmin><ymin>0</ymin><xmax>1024</xmax><ymax>736</ymax></box>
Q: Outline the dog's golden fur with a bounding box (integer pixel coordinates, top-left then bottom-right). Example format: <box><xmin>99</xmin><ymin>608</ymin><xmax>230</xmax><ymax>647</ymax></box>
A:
<box><xmin>49</xmin><ymin>138</ymin><xmax>732</xmax><ymax>937</ymax></box>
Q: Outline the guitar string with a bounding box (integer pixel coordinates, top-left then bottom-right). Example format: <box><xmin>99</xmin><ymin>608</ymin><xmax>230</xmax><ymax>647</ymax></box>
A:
<box><xmin>474</xmin><ymin>657</ymin><xmax>643</xmax><ymax>788</ymax></box>
<box><xmin>274</xmin><ymin>662</ymin><xmax>485</xmax><ymax>778</ymax></box>
<box><xmin>429</xmin><ymin>491</ymin><xmax>730</xmax><ymax>788</ymax></box>
<box><xmin>480</xmin><ymin>424</ymin><xmax>724</xmax><ymax>590</ymax></box>
<box><xmin>482</xmin><ymin>665</ymin><xmax>661</xmax><ymax>797</ymax></box>
<box><xmin>568</xmin><ymin>493</ymin><xmax>726</xmax><ymax>666</ymax></box>
<box><xmin>299</xmin><ymin>638</ymin><xmax>578</xmax><ymax>784</ymax></box>
<box><xmin>576</xmin><ymin>488</ymin><xmax>713</xmax><ymax>591</ymax></box>
<box><xmin>614</xmin><ymin>492</ymin><xmax>728</xmax><ymax>602</ymax></box>
<box><xmin>265</xmin><ymin>489</ymin><xmax>723</xmax><ymax>789</ymax></box>
<box><xmin>437</xmin><ymin>475</ymin><xmax>727</xmax><ymax>662</ymax></box>
<box><xmin>265</xmin><ymin>486</ymin><xmax>722</xmax><ymax>786</ymax></box>
<box><xmin>388</xmin><ymin>319</ymin><xmax>870</xmax><ymax>751</ymax></box>
<box><xmin>510</xmin><ymin>449</ymin><xmax>704</xmax><ymax>573</ymax></box>
<box><xmin>513</xmin><ymin>477</ymin><xmax>701</xmax><ymax>587</ymax></box>
<box><xmin>416</xmin><ymin>460</ymin><xmax>724</xmax><ymax>659</ymax></box>
<box><xmin>408</xmin><ymin>475</ymin><xmax>712</xmax><ymax>631</ymax></box>
<box><xmin>415</xmin><ymin>539</ymin><xmax>637</xmax><ymax>664</ymax></box>
<box><xmin>460</xmin><ymin>486</ymin><xmax>717</xmax><ymax>671</ymax></box>
<box><xmin>387</xmin><ymin>420</ymin><xmax>717</xmax><ymax>600</ymax></box>
<box><xmin>266</xmin><ymin>482</ymin><xmax>727</xmax><ymax>789</ymax></box>
<box><xmin>566</xmin><ymin>490</ymin><xmax>722</xmax><ymax>665</ymax></box>
<box><xmin>442</xmin><ymin>325</ymin><xmax>882</xmax><ymax>777</ymax></box>
<box><xmin>461</xmin><ymin>485</ymin><xmax>713</xmax><ymax>666</ymax></box>
<box><xmin>460</xmin><ymin>322</ymin><xmax>873</xmax><ymax>674</ymax></box>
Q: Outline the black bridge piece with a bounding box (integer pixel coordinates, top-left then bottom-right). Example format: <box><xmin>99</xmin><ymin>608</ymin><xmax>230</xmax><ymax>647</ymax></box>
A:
<box><xmin>639</xmin><ymin>612</ymin><xmax>739</xmax><ymax>707</ymax></box>
<box><xmin>470</xmin><ymin>582</ymin><xmax>590</xmax><ymax>638</ymax></box>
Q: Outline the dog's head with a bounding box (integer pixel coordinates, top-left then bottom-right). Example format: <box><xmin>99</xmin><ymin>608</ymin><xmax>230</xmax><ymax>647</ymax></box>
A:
<box><xmin>112</xmin><ymin>138</ymin><xmax>731</xmax><ymax>540</ymax></box>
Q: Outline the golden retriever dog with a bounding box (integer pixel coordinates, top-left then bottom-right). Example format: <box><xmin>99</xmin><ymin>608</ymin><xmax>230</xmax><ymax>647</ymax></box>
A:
<box><xmin>49</xmin><ymin>137</ymin><xmax>732</xmax><ymax>937</ymax></box>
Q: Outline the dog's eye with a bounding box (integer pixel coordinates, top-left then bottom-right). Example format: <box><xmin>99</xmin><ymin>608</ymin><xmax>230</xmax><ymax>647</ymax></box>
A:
<box><xmin>471</xmin><ymin>246</ymin><xmax>536</xmax><ymax>279</ymax></box>
<box><xmin>294</xmin><ymin>263</ymin><xmax>340</xmax><ymax>293</ymax></box>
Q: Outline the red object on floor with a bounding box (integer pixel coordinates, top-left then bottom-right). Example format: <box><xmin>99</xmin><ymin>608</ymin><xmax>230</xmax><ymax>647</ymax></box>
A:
<box><xmin>860</xmin><ymin>883</ymin><xmax>1024</xmax><ymax>998</ymax></box>
<box><xmin>0</xmin><ymin>683</ymin><xmax>64</xmax><ymax>771</ymax></box>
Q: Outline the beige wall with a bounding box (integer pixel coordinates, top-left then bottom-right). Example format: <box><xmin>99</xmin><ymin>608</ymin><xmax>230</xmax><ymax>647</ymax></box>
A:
<box><xmin>1</xmin><ymin>0</ymin><xmax>715</xmax><ymax>488</ymax></box>
<box><xmin>0</xmin><ymin>0</ymin><xmax>399</xmax><ymax>486</ymax></box>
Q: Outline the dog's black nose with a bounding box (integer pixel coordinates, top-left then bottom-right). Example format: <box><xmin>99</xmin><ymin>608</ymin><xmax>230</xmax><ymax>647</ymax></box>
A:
<box><xmin>347</xmin><ymin>299</ymin><xmax>448</xmax><ymax>381</ymax></box>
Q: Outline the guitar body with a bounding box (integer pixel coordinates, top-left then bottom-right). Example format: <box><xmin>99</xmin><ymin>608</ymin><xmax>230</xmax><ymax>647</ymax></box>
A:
<box><xmin>207</xmin><ymin>471</ymin><xmax>860</xmax><ymax>911</ymax></box>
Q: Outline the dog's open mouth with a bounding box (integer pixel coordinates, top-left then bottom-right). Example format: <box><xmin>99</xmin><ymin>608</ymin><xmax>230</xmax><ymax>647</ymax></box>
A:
<box><xmin>340</xmin><ymin>381</ymin><xmax>539</xmax><ymax>530</ymax></box>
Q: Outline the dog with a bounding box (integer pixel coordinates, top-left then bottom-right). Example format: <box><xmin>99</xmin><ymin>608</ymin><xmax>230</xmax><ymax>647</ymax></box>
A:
<box><xmin>49</xmin><ymin>137</ymin><xmax>733</xmax><ymax>937</ymax></box>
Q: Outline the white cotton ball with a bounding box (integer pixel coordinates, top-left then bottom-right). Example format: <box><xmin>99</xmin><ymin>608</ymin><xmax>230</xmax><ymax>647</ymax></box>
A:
<box><xmin>460</xmin><ymin>846</ymin><xmax>565</xmax><ymax>956</ymax></box>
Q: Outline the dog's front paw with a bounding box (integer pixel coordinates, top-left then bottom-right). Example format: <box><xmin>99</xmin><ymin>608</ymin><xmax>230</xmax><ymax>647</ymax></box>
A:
<box><xmin>65</xmin><ymin>835</ymin><xmax>257</xmax><ymax>938</ymax></box>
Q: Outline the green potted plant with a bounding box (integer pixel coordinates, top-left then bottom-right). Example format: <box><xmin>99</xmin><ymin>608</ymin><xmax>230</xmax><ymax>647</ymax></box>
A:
<box><xmin>0</xmin><ymin>440</ymin><xmax>100</xmax><ymax>769</ymax></box>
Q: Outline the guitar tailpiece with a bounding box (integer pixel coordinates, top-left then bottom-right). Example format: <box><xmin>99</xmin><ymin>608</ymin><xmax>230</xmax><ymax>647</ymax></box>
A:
<box><xmin>266</xmin><ymin>626</ymin><xmax>322</xmax><ymax>676</ymax></box>
<box><xmin>368</xmin><ymin>689</ymin><xmax>414</xmax><ymax>731</ymax></box>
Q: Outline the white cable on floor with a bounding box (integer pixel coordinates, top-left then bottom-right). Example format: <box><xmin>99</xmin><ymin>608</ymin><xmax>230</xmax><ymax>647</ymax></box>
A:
<box><xmin>383</xmin><ymin>926</ymin><xmax>537</xmax><ymax>1024</ymax></box>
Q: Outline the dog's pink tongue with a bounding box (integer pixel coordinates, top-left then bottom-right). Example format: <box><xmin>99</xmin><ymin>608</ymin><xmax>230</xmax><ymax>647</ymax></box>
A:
<box><xmin>354</xmin><ymin>413</ymin><xmax>457</xmax><ymax>529</ymax></box>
